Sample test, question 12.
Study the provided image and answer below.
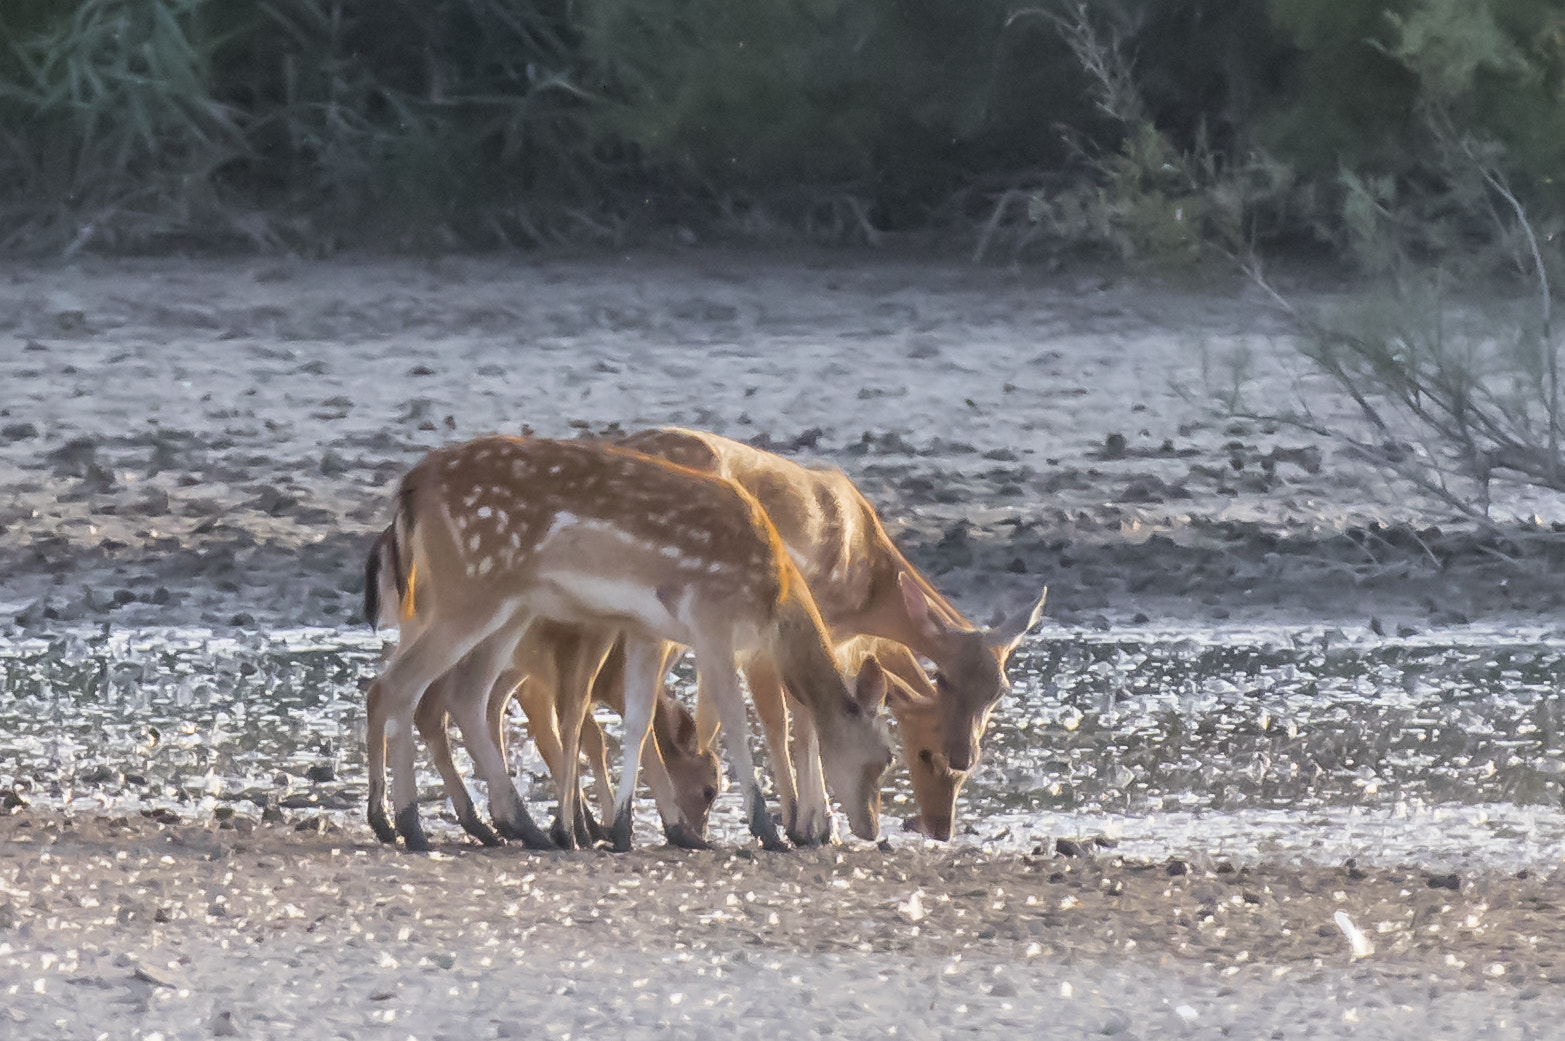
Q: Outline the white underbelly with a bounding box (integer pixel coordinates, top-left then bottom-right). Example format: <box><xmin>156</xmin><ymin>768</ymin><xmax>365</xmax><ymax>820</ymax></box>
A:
<box><xmin>529</xmin><ymin>570</ymin><xmax>700</xmax><ymax>645</ymax></box>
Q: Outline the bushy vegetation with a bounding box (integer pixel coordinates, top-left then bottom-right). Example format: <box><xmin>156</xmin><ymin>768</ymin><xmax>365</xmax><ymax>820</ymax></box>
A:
<box><xmin>0</xmin><ymin>0</ymin><xmax>1560</xmax><ymax>254</ymax></box>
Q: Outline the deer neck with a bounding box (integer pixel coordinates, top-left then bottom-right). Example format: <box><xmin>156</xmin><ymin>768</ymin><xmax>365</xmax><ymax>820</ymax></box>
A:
<box><xmin>767</xmin><ymin>582</ymin><xmax>852</xmax><ymax>735</ymax></box>
<box><xmin>845</xmin><ymin>548</ymin><xmax>972</xmax><ymax>661</ymax></box>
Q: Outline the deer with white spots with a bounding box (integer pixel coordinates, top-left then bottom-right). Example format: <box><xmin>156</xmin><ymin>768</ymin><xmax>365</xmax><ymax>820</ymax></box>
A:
<box><xmin>365</xmin><ymin>524</ymin><xmax>721</xmax><ymax>849</ymax></box>
<box><xmin>616</xmin><ymin>428</ymin><xmax>1048</xmax><ymax>843</ymax></box>
<box><xmin>368</xmin><ymin>435</ymin><xmax>893</xmax><ymax>852</ymax></box>
<box><xmin>363</xmin><ymin>590</ymin><xmax>722</xmax><ymax>849</ymax></box>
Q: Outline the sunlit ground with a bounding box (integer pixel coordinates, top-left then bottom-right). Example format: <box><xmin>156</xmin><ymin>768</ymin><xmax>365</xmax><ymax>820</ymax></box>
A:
<box><xmin>3</xmin><ymin>623</ymin><xmax>1565</xmax><ymax>872</ymax></box>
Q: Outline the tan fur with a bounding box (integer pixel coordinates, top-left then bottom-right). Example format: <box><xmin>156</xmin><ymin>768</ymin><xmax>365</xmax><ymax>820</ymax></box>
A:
<box><xmin>369</xmin><ymin>436</ymin><xmax>892</xmax><ymax>851</ymax></box>
<box><xmin>617</xmin><ymin>427</ymin><xmax>1047</xmax><ymax>841</ymax></box>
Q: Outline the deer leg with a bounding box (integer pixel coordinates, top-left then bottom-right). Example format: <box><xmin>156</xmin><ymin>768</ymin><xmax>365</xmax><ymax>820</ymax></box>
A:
<box><xmin>365</xmin><ymin>679</ymin><xmax>398</xmax><ymax>844</ymax></box>
<box><xmin>576</xmin><ymin>711</ymin><xmax>612</xmax><ymax>843</ymax></box>
<box><xmin>609</xmin><ymin>636</ymin><xmax>669</xmax><ymax>852</ymax></box>
<box><xmin>742</xmin><ymin>656</ymin><xmax>801</xmax><ymax>839</ymax></box>
<box><xmin>518</xmin><ymin>667</ymin><xmax>576</xmax><ymax>851</ymax></box>
<box><xmin>600</xmin><ymin>641</ymin><xmax>708</xmax><ymax>848</ymax></box>
<box><xmin>694</xmin><ymin>661</ymin><xmax>722</xmax><ymax>751</ymax></box>
<box><xmin>705</xmin><ymin>647</ymin><xmax>786</xmax><ymax>852</ymax></box>
<box><xmin>378</xmin><ymin>612</ymin><xmax>511</xmax><ymax>852</ymax></box>
<box><xmin>443</xmin><ymin>626</ymin><xmax>553</xmax><ymax>850</ymax></box>
<box><xmin>416</xmin><ymin>670</ymin><xmax>501</xmax><ymax>847</ymax></box>
<box><xmin>785</xmin><ymin>691</ymin><xmax>835</xmax><ymax>846</ymax></box>
<box><xmin>552</xmin><ymin>628</ymin><xmax>615</xmax><ymax>850</ymax></box>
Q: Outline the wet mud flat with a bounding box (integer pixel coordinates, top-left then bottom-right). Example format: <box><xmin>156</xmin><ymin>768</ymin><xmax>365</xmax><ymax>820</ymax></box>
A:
<box><xmin>1</xmin><ymin>810</ymin><xmax>1562</xmax><ymax>1040</ymax></box>
<box><xmin>3</xmin><ymin>251</ymin><xmax>1565</xmax><ymax>636</ymax></box>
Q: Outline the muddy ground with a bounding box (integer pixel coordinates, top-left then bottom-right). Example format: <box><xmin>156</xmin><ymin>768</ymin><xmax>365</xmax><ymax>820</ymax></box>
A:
<box><xmin>2</xmin><ymin>250</ymin><xmax>1565</xmax><ymax>1038</ymax></box>
<box><xmin>2</xmin><ymin>812</ymin><xmax>1561</xmax><ymax>1040</ymax></box>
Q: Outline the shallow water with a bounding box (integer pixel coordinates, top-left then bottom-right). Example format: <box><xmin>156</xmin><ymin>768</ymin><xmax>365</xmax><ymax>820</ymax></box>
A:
<box><xmin>3</xmin><ymin>623</ymin><xmax>1564</xmax><ymax>872</ymax></box>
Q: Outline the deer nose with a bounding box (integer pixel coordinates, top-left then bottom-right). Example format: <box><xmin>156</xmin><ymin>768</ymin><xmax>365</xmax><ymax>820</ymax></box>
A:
<box><xmin>922</xmin><ymin>814</ymin><xmax>953</xmax><ymax>841</ymax></box>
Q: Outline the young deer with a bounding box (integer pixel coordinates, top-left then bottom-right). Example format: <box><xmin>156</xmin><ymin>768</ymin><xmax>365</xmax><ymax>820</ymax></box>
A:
<box><xmin>370</xmin><ymin>436</ymin><xmax>893</xmax><ymax>852</ymax></box>
<box><xmin>364</xmin><ymin>531</ymin><xmax>722</xmax><ymax>850</ymax></box>
<box><xmin>616</xmin><ymin>428</ymin><xmax>1047</xmax><ymax>842</ymax></box>
<box><xmin>830</xmin><ymin>636</ymin><xmax>964</xmax><ymax>840</ymax></box>
<box><xmin>506</xmin><ymin>630</ymin><xmax>722</xmax><ymax>849</ymax></box>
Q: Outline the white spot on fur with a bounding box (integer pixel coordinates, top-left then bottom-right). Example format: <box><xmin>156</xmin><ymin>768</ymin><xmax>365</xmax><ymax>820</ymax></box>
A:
<box><xmin>468</xmin><ymin>533</ymin><xmax>481</xmax><ymax>553</ymax></box>
<box><xmin>544</xmin><ymin>511</ymin><xmax>580</xmax><ymax>540</ymax></box>
<box><xmin>510</xmin><ymin>532</ymin><xmax>522</xmax><ymax>548</ymax></box>
<box><xmin>476</xmin><ymin>505</ymin><xmax>493</xmax><ymax>519</ymax></box>
<box><xmin>478</xmin><ymin>556</ymin><xmax>494</xmax><ymax>576</ymax></box>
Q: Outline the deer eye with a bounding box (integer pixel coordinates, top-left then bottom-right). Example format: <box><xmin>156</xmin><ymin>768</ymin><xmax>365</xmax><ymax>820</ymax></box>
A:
<box><xmin>701</xmin><ymin>785</ymin><xmax>718</xmax><ymax>805</ymax></box>
<box><xmin>918</xmin><ymin>749</ymin><xmax>934</xmax><ymax>766</ymax></box>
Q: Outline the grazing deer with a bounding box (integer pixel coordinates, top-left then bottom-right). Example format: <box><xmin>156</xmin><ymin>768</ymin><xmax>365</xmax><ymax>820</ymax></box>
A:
<box><xmin>369</xmin><ymin>436</ymin><xmax>893</xmax><ymax>852</ymax></box>
<box><xmin>831</xmin><ymin>636</ymin><xmax>963</xmax><ymax>840</ymax></box>
<box><xmin>616</xmin><ymin>428</ymin><xmax>1047</xmax><ymax>842</ymax></box>
<box><xmin>506</xmin><ymin>630</ymin><xmax>722</xmax><ymax>849</ymax></box>
<box><xmin>364</xmin><ymin>532</ymin><xmax>722</xmax><ymax>850</ymax></box>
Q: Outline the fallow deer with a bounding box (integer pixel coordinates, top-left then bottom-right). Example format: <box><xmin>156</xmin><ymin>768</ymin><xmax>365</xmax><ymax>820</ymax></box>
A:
<box><xmin>369</xmin><ymin>436</ymin><xmax>893</xmax><ymax>852</ymax></box>
<box><xmin>364</xmin><ymin>531</ymin><xmax>722</xmax><ymax>850</ymax></box>
<box><xmin>616</xmin><ymin>427</ymin><xmax>1047</xmax><ymax>842</ymax></box>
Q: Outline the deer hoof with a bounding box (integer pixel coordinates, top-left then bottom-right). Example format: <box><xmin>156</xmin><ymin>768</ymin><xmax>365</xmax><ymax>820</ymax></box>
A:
<box><xmin>663</xmin><ymin>821</ymin><xmax>713</xmax><ymax>850</ymax></box>
<box><xmin>394</xmin><ymin>805</ymin><xmax>430</xmax><ymax>853</ymax></box>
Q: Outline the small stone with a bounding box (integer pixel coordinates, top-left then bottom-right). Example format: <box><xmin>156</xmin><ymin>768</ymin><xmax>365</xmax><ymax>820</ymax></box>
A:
<box><xmin>211</xmin><ymin>1010</ymin><xmax>240</xmax><ymax>1037</ymax></box>
<box><xmin>305</xmin><ymin>763</ymin><xmax>336</xmax><ymax>783</ymax></box>
<box><xmin>1166</xmin><ymin>858</ymin><xmax>1188</xmax><ymax>876</ymax></box>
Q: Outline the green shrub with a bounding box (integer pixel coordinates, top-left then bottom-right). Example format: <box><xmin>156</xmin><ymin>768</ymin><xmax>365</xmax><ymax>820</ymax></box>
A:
<box><xmin>577</xmin><ymin>0</ymin><xmax>1053</xmax><ymax>229</ymax></box>
<box><xmin>0</xmin><ymin>0</ymin><xmax>246</xmax><ymax>250</ymax></box>
<box><xmin>1024</xmin><ymin>3</ymin><xmax>1306</xmax><ymax>267</ymax></box>
<box><xmin>221</xmin><ymin>0</ymin><xmax>593</xmax><ymax>246</ymax></box>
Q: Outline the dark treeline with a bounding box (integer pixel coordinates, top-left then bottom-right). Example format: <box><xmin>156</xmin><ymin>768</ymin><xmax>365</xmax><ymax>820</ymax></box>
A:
<box><xmin>0</xmin><ymin>0</ymin><xmax>1560</xmax><ymax>255</ymax></box>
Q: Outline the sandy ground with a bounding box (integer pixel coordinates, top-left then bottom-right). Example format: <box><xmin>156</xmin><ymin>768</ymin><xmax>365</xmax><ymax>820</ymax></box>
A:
<box><xmin>3</xmin><ymin>813</ymin><xmax>1563</xmax><ymax>1040</ymax></box>
<box><xmin>3</xmin><ymin>249</ymin><xmax>1565</xmax><ymax>1037</ymax></box>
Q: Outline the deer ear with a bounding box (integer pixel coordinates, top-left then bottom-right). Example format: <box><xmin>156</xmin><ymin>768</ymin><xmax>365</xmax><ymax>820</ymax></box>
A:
<box><xmin>854</xmin><ymin>654</ymin><xmax>889</xmax><ymax>713</ymax></box>
<box><xmin>881</xmin><ymin>671</ymin><xmax>920</xmax><ymax>714</ymax></box>
<box><xmin>898</xmin><ymin>572</ymin><xmax>948</xmax><ymax>641</ymax></box>
<box><xmin>986</xmin><ymin>585</ymin><xmax>1048</xmax><ymax>659</ymax></box>
<box><xmin>674</xmin><ymin>706</ymin><xmax>699</xmax><ymax>752</ymax></box>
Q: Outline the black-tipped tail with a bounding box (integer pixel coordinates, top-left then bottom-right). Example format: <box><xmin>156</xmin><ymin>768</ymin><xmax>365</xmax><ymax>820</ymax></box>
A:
<box><xmin>363</xmin><ymin>531</ymin><xmax>386</xmax><ymax>629</ymax></box>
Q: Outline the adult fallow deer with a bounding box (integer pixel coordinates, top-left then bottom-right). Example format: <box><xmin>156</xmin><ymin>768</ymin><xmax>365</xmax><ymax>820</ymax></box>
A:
<box><xmin>368</xmin><ymin>436</ymin><xmax>893</xmax><ymax>852</ymax></box>
<box><xmin>617</xmin><ymin>428</ymin><xmax>1047</xmax><ymax>842</ymax></box>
